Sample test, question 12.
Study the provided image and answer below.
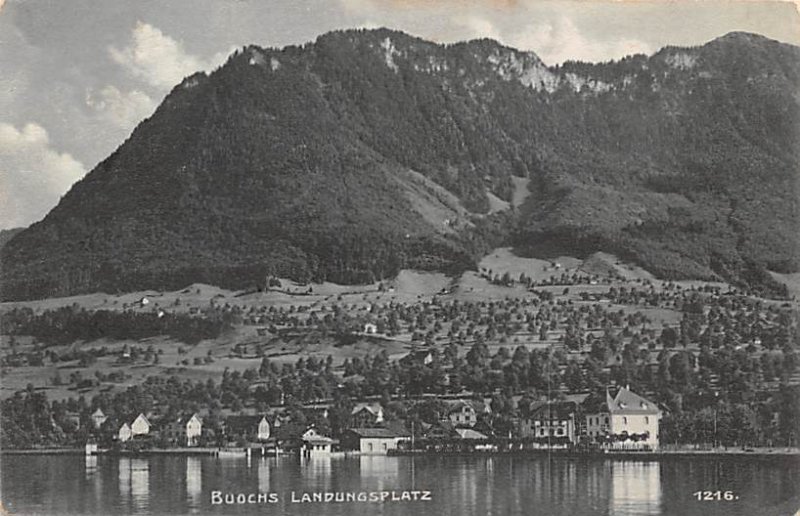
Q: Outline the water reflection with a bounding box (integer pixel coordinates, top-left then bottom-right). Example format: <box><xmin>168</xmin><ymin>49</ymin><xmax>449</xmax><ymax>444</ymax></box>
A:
<box><xmin>130</xmin><ymin>458</ymin><xmax>149</xmax><ymax>512</ymax></box>
<box><xmin>84</xmin><ymin>456</ymin><xmax>97</xmax><ymax>478</ymax></box>
<box><xmin>118</xmin><ymin>457</ymin><xmax>130</xmax><ymax>506</ymax></box>
<box><xmin>186</xmin><ymin>457</ymin><xmax>202</xmax><ymax>508</ymax></box>
<box><xmin>300</xmin><ymin>454</ymin><xmax>332</xmax><ymax>484</ymax></box>
<box><xmin>257</xmin><ymin>457</ymin><xmax>270</xmax><ymax>493</ymax></box>
<box><xmin>610</xmin><ymin>461</ymin><xmax>662</xmax><ymax>515</ymax></box>
<box><xmin>3</xmin><ymin>454</ymin><xmax>797</xmax><ymax>516</ymax></box>
<box><xmin>358</xmin><ymin>455</ymin><xmax>399</xmax><ymax>492</ymax></box>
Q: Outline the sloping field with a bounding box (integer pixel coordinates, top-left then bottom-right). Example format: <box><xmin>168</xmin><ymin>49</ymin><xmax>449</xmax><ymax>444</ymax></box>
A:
<box><xmin>480</xmin><ymin>247</ymin><xmax>581</xmax><ymax>282</ymax></box>
<box><xmin>769</xmin><ymin>271</ymin><xmax>800</xmax><ymax>300</ymax></box>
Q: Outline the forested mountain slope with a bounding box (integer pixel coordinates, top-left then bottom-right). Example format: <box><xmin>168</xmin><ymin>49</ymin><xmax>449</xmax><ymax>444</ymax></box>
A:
<box><xmin>2</xmin><ymin>29</ymin><xmax>798</xmax><ymax>300</ymax></box>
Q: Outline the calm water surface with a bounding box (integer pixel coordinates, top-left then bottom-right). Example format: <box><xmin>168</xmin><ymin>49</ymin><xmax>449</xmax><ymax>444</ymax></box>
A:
<box><xmin>2</xmin><ymin>454</ymin><xmax>799</xmax><ymax>515</ymax></box>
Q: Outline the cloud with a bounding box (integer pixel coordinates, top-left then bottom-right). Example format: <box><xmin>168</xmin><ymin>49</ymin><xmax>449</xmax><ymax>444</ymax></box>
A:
<box><xmin>109</xmin><ymin>21</ymin><xmax>231</xmax><ymax>89</ymax></box>
<box><xmin>0</xmin><ymin>122</ymin><xmax>86</xmax><ymax>228</ymax></box>
<box><xmin>453</xmin><ymin>14</ymin><xmax>503</xmax><ymax>41</ymax></box>
<box><xmin>511</xmin><ymin>16</ymin><xmax>652</xmax><ymax>65</ymax></box>
<box><xmin>85</xmin><ymin>85</ymin><xmax>156</xmax><ymax>130</ymax></box>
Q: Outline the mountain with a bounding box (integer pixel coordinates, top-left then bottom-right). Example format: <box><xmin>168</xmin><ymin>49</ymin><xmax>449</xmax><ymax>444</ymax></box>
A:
<box><xmin>0</xmin><ymin>228</ymin><xmax>24</xmax><ymax>252</ymax></box>
<box><xmin>1</xmin><ymin>29</ymin><xmax>798</xmax><ymax>301</ymax></box>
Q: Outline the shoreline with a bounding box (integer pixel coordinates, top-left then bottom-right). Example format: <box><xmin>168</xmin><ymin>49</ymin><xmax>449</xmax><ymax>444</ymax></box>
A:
<box><xmin>3</xmin><ymin>447</ymin><xmax>799</xmax><ymax>459</ymax></box>
<box><xmin>1</xmin><ymin>447</ymin><xmax>243</xmax><ymax>456</ymax></box>
<box><xmin>388</xmin><ymin>448</ymin><xmax>800</xmax><ymax>459</ymax></box>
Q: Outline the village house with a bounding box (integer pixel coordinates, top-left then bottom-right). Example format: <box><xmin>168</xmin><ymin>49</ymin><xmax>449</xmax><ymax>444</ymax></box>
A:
<box><xmin>363</xmin><ymin>322</ymin><xmax>378</xmax><ymax>334</ymax></box>
<box><xmin>301</xmin><ymin>427</ymin><xmax>334</xmax><ymax>457</ymax></box>
<box><xmin>350</xmin><ymin>403</ymin><xmax>384</xmax><ymax>427</ymax></box>
<box><xmin>399</xmin><ymin>349</ymin><xmax>434</xmax><ymax>367</ymax></box>
<box><xmin>584</xmin><ymin>386</ymin><xmax>662</xmax><ymax>450</ymax></box>
<box><xmin>342</xmin><ymin>427</ymin><xmax>410</xmax><ymax>454</ymax></box>
<box><xmin>445</xmin><ymin>400</ymin><xmax>490</xmax><ymax>428</ymax></box>
<box><xmin>520</xmin><ymin>401</ymin><xmax>579</xmax><ymax>446</ymax></box>
<box><xmin>91</xmin><ymin>408</ymin><xmax>107</xmax><ymax>429</ymax></box>
<box><xmin>118</xmin><ymin>413</ymin><xmax>151</xmax><ymax>442</ymax></box>
<box><xmin>164</xmin><ymin>413</ymin><xmax>203</xmax><ymax>447</ymax></box>
<box><xmin>224</xmin><ymin>415</ymin><xmax>271</xmax><ymax>443</ymax></box>
<box><xmin>424</xmin><ymin>421</ymin><xmax>456</xmax><ymax>440</ymax></box>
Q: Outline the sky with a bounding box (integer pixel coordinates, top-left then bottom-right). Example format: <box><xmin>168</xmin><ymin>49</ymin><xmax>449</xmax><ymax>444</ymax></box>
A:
<box><xmin>1</xmin><ymin>0</ymin><xmax>799</xmax><ymax>229</ymax></box>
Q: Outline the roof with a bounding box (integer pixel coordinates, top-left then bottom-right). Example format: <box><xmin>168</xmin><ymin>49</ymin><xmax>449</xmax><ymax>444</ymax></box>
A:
<box><xmin>562</xmin><ymin>393</ymin><xmax>591</xmax><ymax>405</ymax></box>
<box><xmin>130</xmin><ymin>413</ymin><xmax>150</xmax><ymax>426</ymax></box>
<box><xmin>446</xmin><ymin>399</ymin><xmax>489</xmax><ymax>414</ymax></box>
<box><xmin>399</xmin><ymin>349</ymin><xmax>435</xmax><ymax>363</ymax></box>
<box><xmin>607</xmin><ymin>387</ymin><xmax>660</xmax><ymax>415</ymax></box>
<box><xmin>454</xmin><ymin>428</ymin><xmax>489</xmax><ymax>440</ymax></box>
<box><xmin>347</xmin><ymin>427</ymin><xmax>410</xmax><ymax>438</ymax></box>
<box><xmin>304</xmin><ymin>437</ymin><xmax>334</xmax><ymax>445</ymax></box>
<box><xmin>92</xmin><ymin>409</ymin><xmax>105</xmax><ymax>417</ymax></box>
<box><xmin>351</xmin><ymin>403</ymin><xmax>382</xmax><ymax>416</ymax></box>
<box><xmin>529</xmin><ymin>401</ymin><xmax>577</xmax><ymax>420</ymax></box>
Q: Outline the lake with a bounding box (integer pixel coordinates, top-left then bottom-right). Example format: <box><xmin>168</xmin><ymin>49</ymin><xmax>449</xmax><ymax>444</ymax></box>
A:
<box><xmin>2</xmin><ymin>453</ymin><xmax>799</xmax><ymax>515</ymax></box>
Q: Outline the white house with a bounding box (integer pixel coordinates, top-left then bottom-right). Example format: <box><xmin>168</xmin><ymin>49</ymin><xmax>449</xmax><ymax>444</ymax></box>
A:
<box><xmin>118</xmin><ymin>413</ymin><xmax>151</xmax><ymax>442</ymax></box>
<box><xmin>585</xmin><ymin>387</ymin><xmax>662</xmax><ymax>450</ymax></box>
<box><xmin>91</xmin><ymin>408</ymin><xmax>107</xmax><ymax>429</ymax></box>
<box><xmin>118</xmin><ymin>423</ymin><xmax>132</xmax><ymax>442</ymax></box>
<box><xmin>363</xmin><ymin>323</ymin><xmax>378</xmax><ymax>334</ymax></box>
<box><xmin>186</xmin><ymin>414</ymin><xmax>202</xmax><ymax>446</ymax></box>
<box><xmin>301</xmin><ymin>427</ymin><xmax>333</xmax><ymax>456</ymax></box>
<box><xmin>131</xmin><ymin>414</ymin><xmax>151</xmax><ymax>436</ymax></box>
<box><xmin>343</xmin><ymin>428</ymin><xmax>409</xmax><ymax>454</ymax></box>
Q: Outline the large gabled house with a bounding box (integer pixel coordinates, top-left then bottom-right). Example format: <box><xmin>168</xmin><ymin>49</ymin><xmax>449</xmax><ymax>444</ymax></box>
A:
<box><xmin>118</xmin><ymin>413</ymin><xmax>151</xmax><ymax>442</ymax></box>
<box><xmin>445</xmin><ymin>400</ymin><xmax>490</xmax><ymax>428</ymax></box>
<box><xmin>519</xmin><ymin>400</ymin><xmax>579</xmax><ymax>446</ymax></box>
<box><xmin>584</xmin><ymin>386</ymin><xmax>662</xmax><ymax>450</ymax></box>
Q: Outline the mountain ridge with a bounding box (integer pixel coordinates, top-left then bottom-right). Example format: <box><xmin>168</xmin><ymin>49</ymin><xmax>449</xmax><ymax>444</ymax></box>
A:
<box><xmin>1</xmin><ymin>29</ymin><xmax>798</xmax><ymax>300</ymax></box>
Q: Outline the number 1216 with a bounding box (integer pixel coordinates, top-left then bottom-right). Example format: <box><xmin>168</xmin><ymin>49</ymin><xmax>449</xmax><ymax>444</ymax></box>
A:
<box><xmin>692</xmin><ymin>491</ymin><xmax>737</xmax><ymax>501</ymax></box>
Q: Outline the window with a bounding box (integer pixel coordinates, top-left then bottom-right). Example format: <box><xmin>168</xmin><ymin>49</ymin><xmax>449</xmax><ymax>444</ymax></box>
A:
<box><xmin>645</xmin><ymin>417</ymin><xmax>649</xmax><ymax>424</ymax></box>
<box><xmin>368</xmin><ymin>443</ymin><xmax>373</xmax><ymax>451</ymax></box>
<box><xmin>622</xmin><ymin>417</ymin><xmax>627</xmax><ymax>425</ymax></box>
<box><xmin>383</xmin><ymin>443</ymin><xmax>387</xmax><ymax>450</ymax></box>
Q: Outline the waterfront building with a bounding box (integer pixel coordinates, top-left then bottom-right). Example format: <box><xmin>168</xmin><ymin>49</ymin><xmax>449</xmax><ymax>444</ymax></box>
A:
<box><xmin>342</xmin><ymin>427</ymin><xmax>409</xmax><ymax>454</ymax></box>
<box><xmin>301</xmin><ymin>427</ymin><xmax>334</xmax><ymax>456</ymax></box>
<box><xmin>163</xmin><ymin>413</ymin><xmax>203</xmax><ymax>446</ymax></box>
<box><xmin>584</xmin><ymin>387</ymin><xmax>661</xmax><ymax>450</ymax></box>
<box><xmin>224</xmin><ymin>415</ymin><xmax>271</xmax><ymax>443</ymax></box>
<box><xmin>520</xmin><ymin>400</ymin><xmax>579</xmax><ymax>446</ymax></box>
